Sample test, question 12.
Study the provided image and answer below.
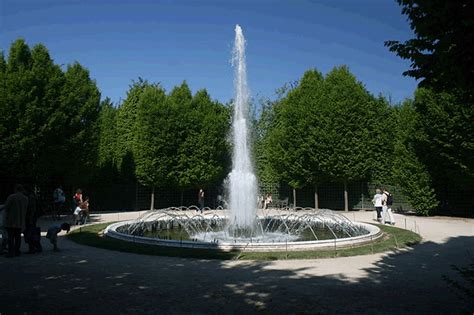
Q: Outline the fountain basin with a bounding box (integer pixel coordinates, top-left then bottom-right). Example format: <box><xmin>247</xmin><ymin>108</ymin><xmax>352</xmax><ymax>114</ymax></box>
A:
<box><xmin>104</xmin><ymin>209</ymin><xmax>382</xmax><ymax>252</ymax></box>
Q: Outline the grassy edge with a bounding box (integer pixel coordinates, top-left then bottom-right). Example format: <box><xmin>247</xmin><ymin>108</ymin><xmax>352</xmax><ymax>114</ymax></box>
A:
<box><xmin>67</xmin><ymin>222</ymin><xmax>422</xmax><ymax>260</ymax></box>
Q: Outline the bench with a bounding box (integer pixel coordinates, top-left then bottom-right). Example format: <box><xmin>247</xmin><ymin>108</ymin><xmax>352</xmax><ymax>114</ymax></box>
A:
<box><xmin>269</xmin><ymin>197</ymin><xmax>289</xmax><ymax>209</ymax></box>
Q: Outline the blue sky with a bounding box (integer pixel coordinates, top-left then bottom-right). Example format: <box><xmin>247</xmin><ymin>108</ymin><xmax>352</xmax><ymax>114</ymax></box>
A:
<box><xmin>1</xmin><ymin>0</ymin><xmax>417</xmax><ymax>106</ymax></box>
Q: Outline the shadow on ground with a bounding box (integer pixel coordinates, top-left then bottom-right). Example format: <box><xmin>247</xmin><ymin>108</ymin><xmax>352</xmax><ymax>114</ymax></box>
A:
<box><xmin>0</xmin><ymin>235</ymin><xmax>473</xmax><ymax>314</ymax></box>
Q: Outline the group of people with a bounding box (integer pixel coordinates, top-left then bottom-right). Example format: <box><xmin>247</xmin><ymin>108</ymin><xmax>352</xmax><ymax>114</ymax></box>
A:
<box><xmin>372</xmin><ymin>187</ymin><xmax>395</xmax><ymax>225</ymax></box>
<box><xmin>1</xmin><ymin>184</ymin><xmax>71</xmax><ymax>258</ymax></box>
<box><xmin>72</xmin><ymin>189</ymin><xmax>90</xmax><ymax>225</ymax></box>
<box><xmin>260</xmin><ymin>193</ymin><xmax>272</xmax><ymax>209</ymax></box>
<box><xmin>52</xmin><ymin>187</ymin><xmax>90</xmax><ymax>225</ymax></box>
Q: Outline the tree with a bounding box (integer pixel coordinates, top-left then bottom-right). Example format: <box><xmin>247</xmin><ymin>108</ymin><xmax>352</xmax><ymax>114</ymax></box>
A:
<box><xmin>115</xmin><ymin>78</ymin><xmax>153</xmax><ymax>172</ymax></box>
<box><xmin>97</xmin><ymin>98</ymin><xmax>117</xmax><ymax>167</ymax></box>
<box><xmin>263</xmin><ymin>70</ymin><xmax>327</xmax><ymax>208</ymax></box>
<box><xmin>29</xmin><ymin>44</ymin><xmax>66</xmax><ymax>184</ymax></box>
<box><xmin>391</xmin><ymin>100</ymin><xmax>438</xmax><ymax>215</ymax></box>
<box><xmin>58</xmin><ymin>62</ymin><xmax>101</xmax><ymax>186</ymax></box>
<box><xmin>386</xmin><ymin>1</ymin><xmax>474</xmax><ymax>214</ymax></box>
<box><xmin>318</xmin><ymin>66</ymin><xmax>386</xmax><ymax>211</ymax></box>
<box><xmin>0</xmin><ymin>39</ymin><xmax>102</xmax><ymax>196</ymax></box>
<box><xmin>411</xmin><ymin>88</ymin><xmax>473</xmax><ymax>212</ymax></box>
<box><xmin>174</xmin><ymin>88</ymin><xmax>230</xmax><ymax>204</ymax></box>
<box><xmin>133</xmin><ymin>84</ymin><xmax>173</xmax><ymax>209</ymax></box>
<box><xmin>0</xmin><ymin>51</ymin><xmax>8</xmax><ymax>179</ymax></box>
<box><xmin>254</xmin><ymin>97</ymin><xmax>279</xmax><ymax>185</ymax></box>
<box><xmin>385</xmin><ymin>0</ymin><xmax>474</xmax><ymax>95</ymax></box>
<box><xmin>0</xmin><ymin>39</ymin><xmax>35</xmax><ymax>181</ymax></box>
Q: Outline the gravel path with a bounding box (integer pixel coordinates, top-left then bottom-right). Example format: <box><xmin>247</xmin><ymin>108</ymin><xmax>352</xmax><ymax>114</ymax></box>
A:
<box><xmin>1</xmin><ymin>210</ymin><xmax>473</xmax><ymax>314</ymax></box>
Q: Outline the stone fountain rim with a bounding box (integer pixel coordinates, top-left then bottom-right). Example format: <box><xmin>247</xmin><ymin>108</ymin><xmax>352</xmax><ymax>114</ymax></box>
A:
<box><xmin>104</xmin><ymin>213</ymin><xmax>383</xmax><ymax>252</ymax></box>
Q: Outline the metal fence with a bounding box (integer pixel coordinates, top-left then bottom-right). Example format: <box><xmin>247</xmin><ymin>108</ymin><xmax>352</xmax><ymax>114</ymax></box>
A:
<box><xmin>262</xmin><ymin>182</ymin><xmax>414</xmax><ymax>212</ymax></box>
<box><xmin>3</xmin><ymin>178</ymin><xmax>472</xmax><ymax>216</ymax></box>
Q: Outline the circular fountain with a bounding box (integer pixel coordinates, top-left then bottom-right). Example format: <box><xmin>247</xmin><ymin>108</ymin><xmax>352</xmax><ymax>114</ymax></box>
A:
<box><xmin>104</xmin><ymin>25</ymin><xmax>381</xmax><ymax>253</ymax></box>
<box><xmin>105</xmin><ymin>208</ymin><xmax>381</xmax><ymax>252</ymax></box>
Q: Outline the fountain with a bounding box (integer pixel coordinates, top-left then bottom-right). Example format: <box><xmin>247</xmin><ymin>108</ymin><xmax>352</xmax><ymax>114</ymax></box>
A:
<box><xmin>228</xmin><ymin>24</ymin><xmax>258</xmax><ymax>233</ymax></box>
<box><xmin>104</xmin><ymin>25</ymin><xmax>382</xmax><ymax>252</ymax></box>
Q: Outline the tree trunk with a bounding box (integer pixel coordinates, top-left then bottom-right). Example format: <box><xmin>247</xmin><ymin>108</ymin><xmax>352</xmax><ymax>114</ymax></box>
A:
<box><xmin>293</xmin><ymin>188</ymin><xmax>297</xmax><ymax>209</ymax></box>
<box><xmin>150</xmin><ymin>186</ymin><xmax>155</xmax><ymax>210</ymax></box>
<box><xmin>314</xmin><ymin>184</ymin><xmax>319</xmax><ymax>210</ymax></box>
<box><xmin>344</xmin><ymin>181</ymin><xmax>349</xmax><ymax>212</ymax></box>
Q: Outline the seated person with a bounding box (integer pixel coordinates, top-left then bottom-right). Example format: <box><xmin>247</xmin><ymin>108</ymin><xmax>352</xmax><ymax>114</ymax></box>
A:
<box><xmin>264</xmin><ymin>193</ymin><xmax>272</xmax><ymax>209</ymax></box>
<box><xmin>73</xmin><ymin>197</ymin><xmax>89</xmax><ymax>225</ymax></box>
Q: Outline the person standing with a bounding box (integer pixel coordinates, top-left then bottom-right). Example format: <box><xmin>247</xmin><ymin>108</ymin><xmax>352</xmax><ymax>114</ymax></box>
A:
<box><xmin>52</xmin><ymin>185</ymin><xmax>66</xmax><ymax>220</ymax></box>
<box><xmin>382</xmin><ymin>188</ymin><xmax>395</xmax><ymax>225</ymax></box>
<box><xmin>24</xmin><ymin>186</ymin><xmax>42</xmax><ymax>253</ymax></box>
<box><xmin>72</xmin><ymin>188</ymin><xmax>83</xmax><ymax>212</ymax></box>
<box><xmin>198</xmin><ymin>189</ymin><xmax>205</xmax><ymax>213</ymax></box>
<box><xmin>372</xmin><ymin>188</ymin><xmax>383</xmax><ymax>223</ymax></box>
<box><xmin>4</xmin><ymin>184</ymin><xmax>29</xmax><ymax>257</ymax></box>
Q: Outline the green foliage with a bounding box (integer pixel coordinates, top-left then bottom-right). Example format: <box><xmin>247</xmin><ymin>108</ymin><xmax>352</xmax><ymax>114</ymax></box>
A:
<box><xmin>174</xmin><ymin>88</ymin><xmax>230</xmax><ymax>190</ymax></box>
<box><xmin>261</xmin><ymin>67</ymin><xmax>390</xmax><ymax>210</ymax></box>
<box><xmin>133</xmin><ymin>84</ymin><xmax>171</xmax><ymax>188</ymax></box>
<box><xmin>262</xmin><ymin>70</ymin><xmax>325</xmax><ymax>189</ymax></box>
<box><xmin>387</xmin><ymin>1</ymin><xmax>474</xmax><ymax>214</ymax></box>
<box><xmin>132</xmin><ymin>81</ymin><xmax>230</xmax><ymax>193</ymax></box>
<box><xmin>97</xmin><ymin>98</ymin><xmax>117</xmax><ymax>167</ymax></box>
<box><xmin>318</xmin><ymin>66</ymin><xmax>385</xmax><ymax>184</ymax></box>
<box><xmin>0</xmin><ymin>39</ymin><xmax>101</xmax><ymax>189</ymax></box>
<box><xmin>412</xmin><ymin>89</ymin><xmax>473</xmax><ymax>185</ymax></box>
<box><xmin>385</xmin><ymin>0</ymin><xmax>474</xmax><ymax>94</ymax></box>
<box><xmin>59</xmin><ymin>63</ymin><xmax>101</xmax><ymax>184</ymax></box>
<box><xmin>115</xmin><ymin>78</ymin><xmax>154</xmax><ymax>171</ymax></box>
<box><xmin>1</xmin><ymin>39</ymin><xmax>35</xmax><ymax>179</ymax></box>
<box><xmin>254</xmin><ymin>97</ymin><xmax>279</xmax><ymax>184</ymax></box>
<box><xmin>391</xmin><ymin>100</ymin><xmax>438</xmax><ymax>215</ymax></box>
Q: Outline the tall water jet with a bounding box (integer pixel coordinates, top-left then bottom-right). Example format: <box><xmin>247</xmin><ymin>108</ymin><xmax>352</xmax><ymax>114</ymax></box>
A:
<box><xmin>228</xmin><ymin>25</ymin><xmax>258</xmax><ymax>231</ymax></box>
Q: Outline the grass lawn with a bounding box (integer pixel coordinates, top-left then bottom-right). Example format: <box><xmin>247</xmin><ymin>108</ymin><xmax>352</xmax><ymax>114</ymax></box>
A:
<box><xmin>68</xmin><ymin>222</ymin><xmax>421</xmax><ymax>260</ymax></box>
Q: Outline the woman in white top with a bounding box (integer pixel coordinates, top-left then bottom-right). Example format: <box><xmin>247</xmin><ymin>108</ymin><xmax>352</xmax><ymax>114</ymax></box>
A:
<box><xmin>372</xmin><ymin>188</ymin><xmax>383</xmax><ymax>223</ymax></box>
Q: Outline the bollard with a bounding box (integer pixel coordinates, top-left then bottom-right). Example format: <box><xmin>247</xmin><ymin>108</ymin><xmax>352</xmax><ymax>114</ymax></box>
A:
<box><xmin>404</xmin><ymin>218</ymin><xmax>407</xmax><ymax>229</ymax></box>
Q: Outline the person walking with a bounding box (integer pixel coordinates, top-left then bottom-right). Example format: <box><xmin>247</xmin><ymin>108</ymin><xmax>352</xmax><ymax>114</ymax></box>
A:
<box><xmin>372</xmin><ymin>188</ymin><xmax>383</xmax><ymax>223</ymax></box>
<box><xmin>4</xmin><ymin>184</ymin><xmax>29</xmax><ymax>257</ymax></box>
<box><xmin>198</xmin><ymin>189</ymin><xmax>205</xmax><ymax>213</ymax></box>
<box><xmin>382</xmin><ymin>188</ymin><xmax>395</xmax><ymax>225</ymax></box>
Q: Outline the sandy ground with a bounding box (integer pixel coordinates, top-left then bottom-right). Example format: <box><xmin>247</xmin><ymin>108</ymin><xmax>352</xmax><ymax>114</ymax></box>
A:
<box><xmin>0</xmin><ymin>210</ymin><xmax>473</xmax><ymax>314</ymax></box>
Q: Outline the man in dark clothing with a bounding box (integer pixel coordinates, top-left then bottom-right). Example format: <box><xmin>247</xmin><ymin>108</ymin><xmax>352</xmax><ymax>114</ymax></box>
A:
<box><xmin>4</xmin><ymin>184</ymin><xmax>28</xmax><ymax>257</ymax></box>
<box><xmin>24</xmin><ymin>187</ymin><xmax>42</xmax><ymax>253</ymax></box>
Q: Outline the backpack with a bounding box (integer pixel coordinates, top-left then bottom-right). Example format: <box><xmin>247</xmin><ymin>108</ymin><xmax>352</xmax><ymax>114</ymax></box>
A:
<box><xmin>386</xmin><ymin>193</ymin><xmax>393</xmax><ymax>206</ymax></box>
